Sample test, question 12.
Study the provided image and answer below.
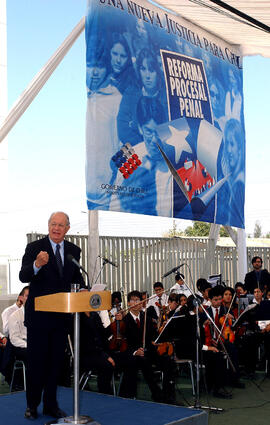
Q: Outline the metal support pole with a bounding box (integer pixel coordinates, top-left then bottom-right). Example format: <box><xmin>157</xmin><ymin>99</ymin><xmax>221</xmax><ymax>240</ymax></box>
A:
<box><xmin>46</xmin><ymin>285</ymin><xmax>100</xmax><ymax>425</ymax></box>
<box><xmin>74</xmin><ymin>312</ymin><xmax>80</xmax><ymax>422</ymax></box>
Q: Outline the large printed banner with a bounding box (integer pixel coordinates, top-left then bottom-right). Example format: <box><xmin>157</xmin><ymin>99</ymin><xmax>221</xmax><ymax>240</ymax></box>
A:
<box><xmin>85</xmin><ymin>0</ymin><xmax>245</xmax><ymax>228</ymax></box>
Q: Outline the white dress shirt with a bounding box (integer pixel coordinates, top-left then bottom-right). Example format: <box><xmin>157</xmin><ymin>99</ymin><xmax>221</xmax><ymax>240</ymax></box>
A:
<box><xmin>170</xmin><ymin>283</ymin><xmax>192</xmax><ymax>298</ymax></box>
<box><xmin>1</xmin><ymin>303</ymin><xmax>20</xmax><ymax>336</ymax></box>
<box><xmin>8</xmin><ymin>306</ymin><xmax>27</xmax><ymax>348</ymax></box>
<box><xmin>147</xmin><ymin>293</ymin><xmax>168</xmax><ymax>317</ymax></box>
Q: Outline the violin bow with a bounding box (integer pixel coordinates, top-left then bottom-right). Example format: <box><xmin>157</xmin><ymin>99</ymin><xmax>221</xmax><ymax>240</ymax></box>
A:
<box><xmin>120</xmin><ymin>288</ymin><xmax>171</xmax><ymax>314</ymax></box>
<box><xmin>142</xmin><ymin>306</ymin><xmax>148</xmax><ymax>350</ymax></box>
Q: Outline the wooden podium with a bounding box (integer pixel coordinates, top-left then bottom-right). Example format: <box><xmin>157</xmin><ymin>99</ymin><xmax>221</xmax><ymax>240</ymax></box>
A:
<box><xmin>35</xmin><ymin>290</ymin><xmax>111</xmax><ymax>425</ymax></box>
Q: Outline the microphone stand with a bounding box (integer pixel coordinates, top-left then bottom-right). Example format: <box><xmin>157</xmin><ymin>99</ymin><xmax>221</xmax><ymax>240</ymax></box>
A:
<box><xmin>81</xmin><ymin>268</ymin><xmax>91</xmax><ymax>291</ymax></box>
<box><xmin>67</xmin><ymin>255</ymin><xmax>91</xmax><ymax>291</ymax></box>
<box><xmin>91</xmin><ymin>257</ymin><xmax>111</xmax><ymax>287</ymax></box>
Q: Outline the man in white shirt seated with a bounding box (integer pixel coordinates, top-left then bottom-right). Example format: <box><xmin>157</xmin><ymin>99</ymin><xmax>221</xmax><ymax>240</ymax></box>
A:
<box><xmin>1</xmin><ymin>286</ymin><xmax>29</xmax><ymax>337</ymax></box>
<box><xmin>147</xmin><ymin>282</ymin><xmax>168</xmax><ymax>321</ymax></box>
<box><xmin>170</xmin><ymin>273</ymin><xmax>192</xmax><ymax>298</ymax></box>
<box><xmin>8</xmin><ymin>286</ymin><xmax>29</xmax><ymax>365</ymax></box>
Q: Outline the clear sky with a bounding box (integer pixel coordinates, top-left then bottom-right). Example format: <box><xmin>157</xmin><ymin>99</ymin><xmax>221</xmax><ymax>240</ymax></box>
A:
<box><xmin>4</xmin><ymin>0</ymin><xmax>270</xmax><ymax>258</ymax></box>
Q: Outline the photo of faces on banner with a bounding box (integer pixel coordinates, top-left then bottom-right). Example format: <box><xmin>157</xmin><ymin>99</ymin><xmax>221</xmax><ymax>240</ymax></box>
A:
<box><xmin>85</xmin><ymin>1</ymin><xmax>245</xmax><ymax>228</ymax></box>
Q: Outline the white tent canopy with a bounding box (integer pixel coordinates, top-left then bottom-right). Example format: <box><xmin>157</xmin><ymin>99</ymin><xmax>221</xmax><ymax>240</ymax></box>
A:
<box><xmin>153</xmin><ymin>0</ymin><xmax>270</xmax><ymax>57</ymax></box>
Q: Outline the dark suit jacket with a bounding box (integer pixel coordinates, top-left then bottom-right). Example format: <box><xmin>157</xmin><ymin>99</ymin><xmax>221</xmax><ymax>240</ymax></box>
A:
<box><xmin>123</xmin><ymin>311</ymin><xmax>157</xmax><ymax>355</ymax></box>
<box><xmin>199</xmin><ymin>304</ymin><xmax>227</xmax><ymax>345</ymax></box>
<box><xmin>19</xmin><ymin>236</ymin><xmax>85</xmax><ymax>328</ymax></box>
<box><xmin>80</xmin><ymin>312</ymin><xmax>112</xmax><ymax>370</ymax></box>
<box><xmin>200</xmin><ymin>304</ymin><xmax>227</xmax><ymax>325</ymax></box>
<box><xmin>244</xmin><ymin>269</ymin><xmax>270</xmax><ymax>294</ymax></box>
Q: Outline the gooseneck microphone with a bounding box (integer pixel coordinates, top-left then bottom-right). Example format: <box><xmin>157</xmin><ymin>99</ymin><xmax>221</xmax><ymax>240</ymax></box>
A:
<box><xmin>99</xmin><ymin>256</ymin><xmax>118</xmax><ymax>268</ymax></box>
<box><xmin>67</xmin><ymin>254</ymin><xmax>91</xmax><ymax>291</ymax></box>
<box><xmin>162</xmin><ymin>264</ymin><xmax>184</xmax><ymax>279</ymax></box>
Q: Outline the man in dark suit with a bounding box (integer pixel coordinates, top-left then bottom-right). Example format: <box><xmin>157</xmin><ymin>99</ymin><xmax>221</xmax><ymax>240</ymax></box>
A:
<box><xmin>122</xmin><ymin>290</ymin><xmax>176</xmax><ymax>404</ymax></box>
<box><xmin>244</xmin><ymin>256</ymin><xmax>270</xmax><ymax>294</ymax></box>
<box><xmin>19</xmin><ymin>211</ymin><xmax>85</xmax><ymax>420</ymax></box>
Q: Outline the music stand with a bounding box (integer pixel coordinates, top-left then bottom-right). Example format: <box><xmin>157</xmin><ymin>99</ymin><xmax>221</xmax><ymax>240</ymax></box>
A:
<box><xmin>35</xmin><ymin>288</ymin><xmax>111</xmax><ymax>425</ymax></box>
<box><xmin>155</xmin><ymin>315</ymin><xmax>190</xmax><ymax>345</ymax></box>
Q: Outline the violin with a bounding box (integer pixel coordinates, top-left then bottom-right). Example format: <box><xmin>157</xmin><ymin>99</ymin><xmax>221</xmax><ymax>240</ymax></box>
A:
<box><xmin>109</xmin><ymin>305</ymin><xmax>128</xmax><ymax>353</ymax></box>
<box><xmin>155</xmin><ymin>301</ymin><xmax>168</xmax><ymax>330</ymax></box>
<box><xmin>156</xmin><ymin>342</ymin><xmax>174</xmax><ymax>356</ymax></box>
<box><xmin>155</xmin><ymin>307</ymin><xmax>175</xmax><ymax>357</ymax></box>
<box><xmin>219</xmin><ymin>316</ymin><xmax>235</xmax><ymax>343</ymax></box>
<box><xmin>202</xmin><ymin>306</ymin><xmax>237</xmax><ymax>374</ymax></box>
<box><xmin>204</xmin><ymin>321</ymin><xmax>215</xmax><ymax>346</ymax></box>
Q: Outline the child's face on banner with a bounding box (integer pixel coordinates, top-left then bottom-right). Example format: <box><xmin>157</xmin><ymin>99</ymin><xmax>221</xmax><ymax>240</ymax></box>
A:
<box><xmin>111</xmin><ymin>43</ymin><xmax>128</xmax><ymax>74</ymax></box>
<box><xmin>87</xmin><ymin>64</ymin><xmax>106</xmax><ymax>91</ymax></box>
<box><xmin>141</xmin><ymin>118</ymin><xmax>158</xmax><ymax>145</ymax></box>
<box><xmin>226</xmin><ymin>132</ymin><xmax>238</xmax><ymax>170</ymax></box>
<box><xmin>140</xmin><ymin>59</ymin><xmax>157</xmax><ymax>91</ymax></box>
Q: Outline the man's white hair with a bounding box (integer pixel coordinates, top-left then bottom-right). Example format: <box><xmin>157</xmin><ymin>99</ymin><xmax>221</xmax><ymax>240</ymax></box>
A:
<box><xmin>48</xmin><ymin>211</ymin><xmax>70</xmax><ymax>226</ymax></box>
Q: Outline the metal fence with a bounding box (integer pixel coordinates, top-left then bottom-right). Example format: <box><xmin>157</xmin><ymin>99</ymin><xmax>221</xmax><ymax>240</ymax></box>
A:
<box><xmin>27</xmin><ymin>233</ymin><xmax>270</xmax><ymax>295</ymax></box>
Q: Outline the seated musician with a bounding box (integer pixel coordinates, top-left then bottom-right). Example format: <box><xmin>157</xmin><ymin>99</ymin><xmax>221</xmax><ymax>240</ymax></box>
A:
<box><xmin>170</xmin><ymin>273</ymin><xmax>192</xmax><ymax>298</ymax></box>
<box><xmin>234</xmin><ymin>282</ymin><xmax>248</xmax><ymax>317</ymax></box>
<box><xmin>80</xmin><ymin>309</ymin><xmax>137</xmax><ymax>397</ymax></box>
<box><xmin>232</xmin><ymin>287</ymin><xmax>262</xmax><ymax>379</ymax></box>
<box><xmin>235</xmin><ymin>282</ymin><xmax>247</xmax><ymax>298</ymax></box>
<box><xmin>255</xmin><ymin>295</ymin><xmax>270</xmax><ymax>377</ymax></box>
<box><xmin>121</xmin><ymin>290</ymin><xmax>176</xmax><ymax>404</ymax></box>
<box><xmin>253</xmin><ymin>287</ymin><xmax>263</xmax><ymax>304</ymax></box>
<box><xmin>110</xmin><ymin>291</ymin><xmax>122</xmax><ymax>318</ymax></box>
<box><xmin>222</xmin><ymin>286</ymin><xmax>236</xmax><ymax>310</ymax></box>
<box><xmin>200</xmin><ymin>286</ymin><xmax>244</xmax><ymax>393</ymax></box>
<box><xmin>179</xmin><ymin>294</ymin><xmax>187</xmax><ymax>307</ymax></box>
<box><xmin>173</xmin><ymin>295</ymin><xmax>197</xmax><ymax>360</ymax></box>
<box><xmin>196</xmin><ymin>278</ymin><xmax>211</xmax><ymax>307</ymax></box>
<box><xmin>147</xmin><ymin>282</ymin><xmax>168</xmax><ymax>323</ymax></box>
<box><xmin>141</xmin><ymin>291</ymin><xmax>148</xmax><ymax>311</ymax></box>
<box><xmin>178</xmin><ymin>294</ymin><xmax>188</xmax><ymax>315</ymax></box>
<box><xmin>167</xmin><ymin>293</ymin><xmax>180</xmax><ymax>318</ymax></box>
<box><xmin>222</xmin><ymin>286</ymin><xmax>239</xmax><ymax>321</ymax></box>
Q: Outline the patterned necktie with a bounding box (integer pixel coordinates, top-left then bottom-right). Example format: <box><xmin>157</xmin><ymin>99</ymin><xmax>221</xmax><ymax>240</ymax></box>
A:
<box><xmin>214</xmin><ymin>308</ymin><xmax>219</xmax><ymax>327</ymax></box>
<box><xmin>55</xmin><ymin>244</ymin><xmax>63</xmax><ymax>278</ymax></box>
<box><xmin>214</xmin><ymin>308</ymin><xmax>219</xmax><ymax>338</ymax></box>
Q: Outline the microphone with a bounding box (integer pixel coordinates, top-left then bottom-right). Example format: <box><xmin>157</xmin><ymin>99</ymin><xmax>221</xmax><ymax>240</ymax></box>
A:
<box><xmin>162</xmin><ymin>264</ymin><xmax>184</xmax><ymax>279</ymax></box>
<box><xmin>67</xmin><ymin>254</ymin><xmax>91</xmax><ymax>291</ymax></box>
<box><xmin>100</xmin><ymin>256</ymin><xmax>118</xmax><ymax>268</ymax></box>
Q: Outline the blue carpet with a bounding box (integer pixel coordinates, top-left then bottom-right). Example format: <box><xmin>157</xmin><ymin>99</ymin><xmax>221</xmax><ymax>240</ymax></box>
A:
<box><xmin>0</xmin><ymin>388</ymin><xmax>208</xmax><ymax>425</ymax></box>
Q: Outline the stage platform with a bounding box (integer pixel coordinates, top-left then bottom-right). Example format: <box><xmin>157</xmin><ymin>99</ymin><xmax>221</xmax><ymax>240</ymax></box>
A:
<box><xmin>0</xmin><ymin>387</ymin><xmax>208</xmax><ymax>425</ymax></box>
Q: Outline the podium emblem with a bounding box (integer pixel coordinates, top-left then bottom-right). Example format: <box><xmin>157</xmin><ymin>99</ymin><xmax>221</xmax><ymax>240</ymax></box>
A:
<box><xmin>89</xmin><ymin>294</ymin><xmax>102</xmax><ymax>309</ymax></box>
